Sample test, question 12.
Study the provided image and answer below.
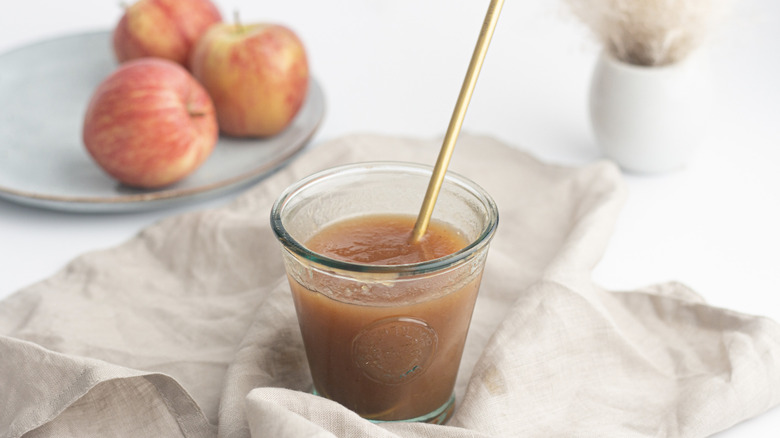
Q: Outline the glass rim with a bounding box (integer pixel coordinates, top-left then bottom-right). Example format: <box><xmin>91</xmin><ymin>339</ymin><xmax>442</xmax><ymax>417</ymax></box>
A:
<box><xmin>270</xmin><ymin>161</ymin><xmax>499</xmax><ymax>275</ymax></box>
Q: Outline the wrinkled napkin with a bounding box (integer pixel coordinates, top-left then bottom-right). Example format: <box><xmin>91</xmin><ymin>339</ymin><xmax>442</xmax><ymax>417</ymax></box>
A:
<box><xmin>2</xmin><ymin>134</ymin><xmax>779</xmax><ymax>438</ymax></box>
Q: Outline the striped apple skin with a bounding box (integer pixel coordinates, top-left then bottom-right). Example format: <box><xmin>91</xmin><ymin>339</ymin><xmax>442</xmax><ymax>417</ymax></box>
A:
<box><xmin>83</xmin><ymin>58</ymin><xmax>218</xmax><ymax>188</ymax></box>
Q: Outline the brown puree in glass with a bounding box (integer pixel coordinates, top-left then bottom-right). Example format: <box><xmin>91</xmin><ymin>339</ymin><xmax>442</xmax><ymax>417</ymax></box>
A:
<box><xmin>288</xmin><ymin>214</ymin><xmax>484</xmax><ymax>421</ymax></box>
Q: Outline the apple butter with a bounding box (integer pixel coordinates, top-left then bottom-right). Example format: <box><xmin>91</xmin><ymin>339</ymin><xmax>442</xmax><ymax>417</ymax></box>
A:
<box><xmin>287</xmin><ymin>214</ymin><xmax>483</xmax><ymax>422</ymax></box>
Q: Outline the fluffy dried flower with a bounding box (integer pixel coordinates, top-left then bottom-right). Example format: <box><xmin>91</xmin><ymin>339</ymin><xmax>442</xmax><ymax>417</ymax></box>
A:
<box><xmin>565</xmin><ymin>0</ymin><xmax>729</xmax><ymax>66</ymax></box>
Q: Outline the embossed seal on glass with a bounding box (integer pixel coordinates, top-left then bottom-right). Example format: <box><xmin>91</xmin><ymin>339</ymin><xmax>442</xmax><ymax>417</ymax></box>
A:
<box><xmin>352</xmin><ymin>317</ymin><xmax>438</xmax><ymax>385</ymax></box>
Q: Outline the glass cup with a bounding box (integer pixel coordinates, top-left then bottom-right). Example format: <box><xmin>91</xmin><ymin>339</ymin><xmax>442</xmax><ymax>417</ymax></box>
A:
<box><xmin>270</xmin><ymin>162</ymin><xmax>498</xmax><ymax>424</ymax></box>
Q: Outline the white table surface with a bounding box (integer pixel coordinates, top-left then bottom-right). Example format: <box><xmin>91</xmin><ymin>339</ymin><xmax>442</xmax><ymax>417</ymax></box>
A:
<box><xmin>1</xmin><ymin>1</ymin><xmax>778</xmax><ymax>435</ymax></box>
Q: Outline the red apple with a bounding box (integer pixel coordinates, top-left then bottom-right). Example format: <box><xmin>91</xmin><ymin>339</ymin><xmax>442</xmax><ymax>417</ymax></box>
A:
<box><xmin>189</xmin><ymin>22</ymin><xmax>309</xmax><ymax>137</ymax></box>
<box><xmin>113</xmin><ymin>0</ymin><xmax>222</xmax><ymax>67</ymax></box>
<box><xmin>83</xmin><ymin>58</ymin><xmax>218</xmax><ymax>188</ymax></box>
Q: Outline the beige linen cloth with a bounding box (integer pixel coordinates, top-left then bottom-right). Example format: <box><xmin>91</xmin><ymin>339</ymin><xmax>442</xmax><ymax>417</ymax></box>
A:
<box><xmin>2</xmin><ymin>134</ymin><xmax>779</xmax><ymax>437</ymax></box>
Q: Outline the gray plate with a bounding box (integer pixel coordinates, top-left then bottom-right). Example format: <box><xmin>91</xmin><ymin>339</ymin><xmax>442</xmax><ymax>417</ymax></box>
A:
<box><xmin>0</xmin><ymin>31</ymin><xmax>325</xmax><ymax>213</ymax></box>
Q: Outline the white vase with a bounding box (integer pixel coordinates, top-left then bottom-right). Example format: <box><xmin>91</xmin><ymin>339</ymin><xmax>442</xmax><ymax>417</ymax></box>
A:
<box><xmin>588</xmin><ymin>52</ymin><xmax>711</xmax><ymax>174</ymax></box>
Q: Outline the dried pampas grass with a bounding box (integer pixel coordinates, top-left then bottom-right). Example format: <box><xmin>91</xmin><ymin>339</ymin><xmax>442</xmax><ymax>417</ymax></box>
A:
<box><xmin>565</xmin><ymin>0</ymin><xmax>729</xmax><ymax>66</ymax></box>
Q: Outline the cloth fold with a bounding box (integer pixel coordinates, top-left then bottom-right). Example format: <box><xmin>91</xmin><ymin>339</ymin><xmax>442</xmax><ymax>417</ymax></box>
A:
<box><xmin>1</xmin><ymin>134</ymin><xmax>779</xmax><ymax>437</ymax></box>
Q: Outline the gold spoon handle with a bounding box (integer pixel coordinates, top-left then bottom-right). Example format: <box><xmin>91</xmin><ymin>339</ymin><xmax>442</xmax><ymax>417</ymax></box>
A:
<box><xmin>411</xmin><ymin>0</ymin><xmax>505</xmax><ymax>243</ymax></box>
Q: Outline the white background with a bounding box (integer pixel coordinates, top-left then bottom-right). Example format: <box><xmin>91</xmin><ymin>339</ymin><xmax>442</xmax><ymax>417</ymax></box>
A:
<box><xmin>1</xmin><ymin>1</ymin><xmax>778</xmax><ymax>436</ymax></box>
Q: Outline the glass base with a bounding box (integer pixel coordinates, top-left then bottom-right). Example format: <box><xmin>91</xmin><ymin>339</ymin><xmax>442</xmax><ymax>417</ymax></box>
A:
<box><xmin>311</xmin><ymin>389</ymin><xmax>455</xmax><ymax>424</ymax></box>
<box><xmin>372</xmin><ymin>394</ymin><xmax>455</xmax><ymax>424</ymax></box>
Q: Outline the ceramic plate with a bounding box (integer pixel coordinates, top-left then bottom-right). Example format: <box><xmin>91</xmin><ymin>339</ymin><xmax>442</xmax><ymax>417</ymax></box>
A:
<box><xmin>0</xmin><ymin>31</ymin><xmax>325</xmax><ymax>213</ymax></box>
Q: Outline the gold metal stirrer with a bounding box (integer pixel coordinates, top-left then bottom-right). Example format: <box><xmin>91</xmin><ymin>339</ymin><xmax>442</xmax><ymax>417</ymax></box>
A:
<box><xmin>411</xmin><ymin>0</ymin><xmax>505</xmax><ymax>243</ymax></box>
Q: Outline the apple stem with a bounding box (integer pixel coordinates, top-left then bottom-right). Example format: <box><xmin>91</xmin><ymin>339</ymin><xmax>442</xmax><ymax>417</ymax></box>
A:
<box><xmin>188</xmin><ymin>105</ymin><xmax>208</xmax><ymax>117</ymax></box>
<box><xmin>234</xmin><ymin>10</ymin><xmax>245</xmax><ymax>34</ymax></box>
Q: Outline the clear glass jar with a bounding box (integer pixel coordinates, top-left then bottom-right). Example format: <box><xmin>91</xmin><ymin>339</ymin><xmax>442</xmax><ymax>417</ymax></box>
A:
<box><xmin>271</xmin><ymin>162</ymin><xmax>498</xmax><ymax>423</ymax></box>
